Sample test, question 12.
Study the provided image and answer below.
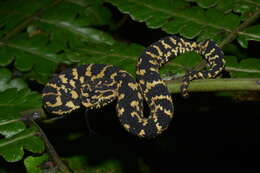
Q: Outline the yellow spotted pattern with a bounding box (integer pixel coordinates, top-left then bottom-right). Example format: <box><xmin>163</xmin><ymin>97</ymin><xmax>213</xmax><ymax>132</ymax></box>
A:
<box><xmin>42</xmin><ymin>35</ymin><xmax>225</xmax><ymax>138</ymax></box>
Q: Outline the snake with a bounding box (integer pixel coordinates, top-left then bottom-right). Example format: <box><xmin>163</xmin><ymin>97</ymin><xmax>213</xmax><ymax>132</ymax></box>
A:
<box><xmin>42</xmin><ymin>35</ymin><xmax>225</xmax><ymax>138</ymax></box>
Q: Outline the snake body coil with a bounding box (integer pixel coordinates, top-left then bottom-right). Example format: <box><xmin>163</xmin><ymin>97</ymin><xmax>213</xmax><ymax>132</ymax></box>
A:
<box><xmin>42</xmin><ymin>36</ymin><xmax>225</xmax><ymax>138</ymax></box>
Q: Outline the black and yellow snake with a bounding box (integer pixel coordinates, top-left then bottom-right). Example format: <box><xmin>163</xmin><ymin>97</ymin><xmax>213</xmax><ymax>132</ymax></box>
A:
<box><xmin>42</xmin><ymin>35</ymin><xmax>225</xmax><ymax>138</ymax></box>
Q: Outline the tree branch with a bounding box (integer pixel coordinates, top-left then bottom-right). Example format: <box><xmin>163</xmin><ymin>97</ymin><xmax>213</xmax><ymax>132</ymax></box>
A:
<box><xmin>29</xmin><ymin>115</ymin><xmax>71</xmax><ymax>173</ymax></box>
<box><xmin>165</xmin><ymin>78</ymin><xmax>260</xmax><ymax>94</ymax></box>
<box><xmin>219</xmin><ymin>8</ymin><xmax>260</xmax><ymax>48</ymax></box>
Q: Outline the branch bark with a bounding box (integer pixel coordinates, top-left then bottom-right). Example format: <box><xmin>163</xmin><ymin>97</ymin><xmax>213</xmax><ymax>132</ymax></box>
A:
<box><xmin>165</xmin><ymin>78</ymin><xmax>260</xmax><ymax>94</ymax></box>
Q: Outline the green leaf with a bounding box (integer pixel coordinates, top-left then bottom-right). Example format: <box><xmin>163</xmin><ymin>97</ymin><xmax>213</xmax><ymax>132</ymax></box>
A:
<box><xmin>0</xmin><ymin>89</ymin><xmax>43</xmax><ymax>162</ymax></box>
<box><xmin>0</xmin><ymin>34</ymin><xmax>67</xmax><ymax>83</ymax></box>
<box><xmin>0</xmin><ymin>88</ymin><xmax>41</xmax><ymax>114</ymax></box>
<box><xmin>24</xmin><ymin>154</ymin><xmax>49</xmax><ymax>173</ymax></box>
<box><xmin>107</xmin><ymin>0</ymin><xmax>260</xmax><ymax>46</ymax></box>
<box><xmin>0</xmin><ymin>126</ymin><xmax>44</xmax><ymax>162</ymax></box>
<box><xmin>215</xmin><ymin>0</ymin><xmax>234</xmax><ymax>12</ymax></box>
<box><xmin>0</xmin><ymin>0</ymin><xmax>52</xmax><ymax>38</ymax></box>
<box><xmin>65</xmin><ymin>41</ymin><xmax>206</xmax><ymax>78</ymax></box>
<box><xmin>66</xmin><ymin>155</ymin><xmax>122</xmax><ymax>173</ymax></box>
<box><xmin>0</xmin><ymin>122</ymin><xmax>26</xmax><ymax>138</ymax></box>
<box><xmin>226</xmin><ymin>56</ymin><xmax>260</xmax><ymax>77</ymax></box>
<box><xmin>38</xmin><ymin>15</ymin><xmax>115</xmax><ymax>46</ymax></box>
<box><xmin>186</xmin><ymin>0</ymin><xmax>219</xmax><ymax>8</ymax></box>
<box><xmin>190</xmin><ymin>0</ymin><xmax>259</xmax><ymax>14</ymax></box>
<box><xmin>0</xmin><ymin>47</ymin><xmax>14</xmax><ymax>66</ymax></box>
<box><xmin>233</xmin><ymin>1</ymin><xmax>259</xmax><ymax>21</ymax></box>
<box><xmin>65</xmin><ymin>42</ymin><xmax>144</xmax><ymax>75</ymax></box>
<box><xmin>43</xmin><ymin>0</ymin><xmax>113</xmax><ymax>27</ymax></box>
<box><xmin>83</xmin><ymin>0</ymin><xmax>113</xmax><ymax>26</ymax></box>
<box><xmin>23</xmin><ymin>69</ymin><xmax>51</xmax><ymax>85</ymax></box>
<box><xmin>237</xmin><ymin>25</ymin><xmax>260</xmax><ymax>48</ymax></box>
<box><xmin>0</xmin><ymin>68</ymin><xmax>28</xmax><ymax>92</ymax></box>
<box><xmin>0</xmin><ymin>0</ymin><xmax>115</xmax><ymax>83</ymax></box>
<box><xmin>107</xmin><ymin>0</ymin><xmax>240</xmax><ymax>40</ymax></box>
<box><xmin>160</xmin><ymin>52</ymin><xmax>203</xmax><ymax>78</ymax></box>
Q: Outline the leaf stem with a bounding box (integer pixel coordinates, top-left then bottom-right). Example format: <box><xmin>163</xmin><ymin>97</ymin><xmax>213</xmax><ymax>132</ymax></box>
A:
<box><xmin>0</xmin><ymin>109</ymin><xmax>44</xmax><ymax>126</ymax></box>
<box><xmin>219</xmin><ymin>8</ymin><xmax>260</xmax><ymax>48</ymax></box>
<box><xmin>1</xmin><ymin>42</ymin><xmax>60</xmax><ymax>63</ymax></box>
<box><xmin>165</xmin><ymin>78</ymin><xmax>260</xmax><ymax>93</ymax></box>
<box><xmin>0</xmin><ymin>130</ymin><xmax>36</xmax><ymax>148</ymax></box>
<box><xmin>196</xmin><ymin>8</ymin><xmax>260</xmax><ymax>72</ymax></box>
<box><xmin>30</xmin><ymin>117</ymin><xmax>72</xmax><ymax>173</ymax></box>
<box><xmin>225</xmin><ymin>66</ymin><xmax>260</xmax><ymax>73</ymax></box>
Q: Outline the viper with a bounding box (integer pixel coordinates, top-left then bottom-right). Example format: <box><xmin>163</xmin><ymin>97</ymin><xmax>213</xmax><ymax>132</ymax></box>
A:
<box><xmin>42</xmin><ymin>35</ymin><xmax>225</xmax><ymax>138</ymax></box>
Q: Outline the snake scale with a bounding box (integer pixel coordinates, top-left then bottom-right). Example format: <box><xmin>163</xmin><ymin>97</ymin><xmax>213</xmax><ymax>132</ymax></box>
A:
<box><xmin>42</xmin><ymin>35</ymin><xmax>225</xmax><ymax>138</ymax></box>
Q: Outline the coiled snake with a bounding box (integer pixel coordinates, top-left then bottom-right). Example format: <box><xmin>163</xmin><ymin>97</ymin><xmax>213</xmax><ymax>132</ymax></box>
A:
<box><xmin>42</xmin><ymin>36</ymin><xmax>225</xmax><ymax>138</ymax></box>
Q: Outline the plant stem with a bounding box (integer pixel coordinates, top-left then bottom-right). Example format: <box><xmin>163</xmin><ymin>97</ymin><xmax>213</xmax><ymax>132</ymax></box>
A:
<box><xmin>165</xmin><ymin>78</ymin><xmax>260</xmax><ymax>93</ymax></box>
<box><xmin>219</xmin><ymin>8</ymin><xmax>260</xmax><ymax>48</ymax></box>
<box><xmin>195</xmin><ymin>8</ymin><xmax>260</xmax><ymax>72</ymax></box>
<box><xmin>30</xmin><ymin>117</ymin><xmax>71</xmax><ymax>173</ymax></box>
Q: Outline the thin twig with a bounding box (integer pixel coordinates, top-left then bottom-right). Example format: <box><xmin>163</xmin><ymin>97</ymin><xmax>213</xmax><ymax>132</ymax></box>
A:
<box><xmin>29</xmin><ymin>115</ymin><xmax>71</xmax><ymax>173</ymax></box>
<box><xmin>165</xmin><ymin>78</ymin><xmax>260</xmax><ymax>94</ymax></box>
<box><xmin>219</xmin><ymin>8</ymin><xmax>260</xmax><ymax>49</ymax></box>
